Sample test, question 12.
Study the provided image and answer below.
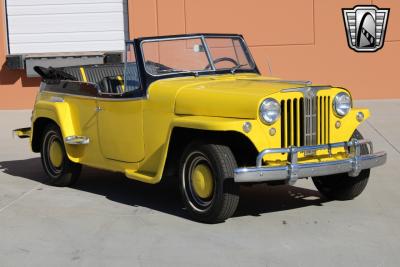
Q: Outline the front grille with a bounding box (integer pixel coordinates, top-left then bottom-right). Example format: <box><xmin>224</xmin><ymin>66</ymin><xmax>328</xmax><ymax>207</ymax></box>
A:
<box><xmin>281</xmin><ymin>96</ymin><xmax>331</xmax><ymax>148</ymax></box>
<box><xmin>281</xmin><ymin>98</ymin><xmax>304</xmax><ymax>147</ymax></box>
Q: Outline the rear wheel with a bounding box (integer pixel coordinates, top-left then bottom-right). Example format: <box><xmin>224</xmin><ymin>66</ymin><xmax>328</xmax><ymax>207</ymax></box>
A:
<box><xmin>179</xmin><ymin>142</ymin><xmax>240</xmax><ymax>223</ymax></box>
<box><xmin>312</xmin><ymin>130</ymin><xmax>370</xmax><ymax>200</ymax></box>
<box><xmin>40</xmin><ymin>124</ymin><xmax>81</xmax><ymax>186</ymax></box>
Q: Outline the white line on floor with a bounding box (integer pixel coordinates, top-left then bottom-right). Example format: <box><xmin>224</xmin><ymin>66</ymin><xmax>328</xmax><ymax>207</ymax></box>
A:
<box><xmin>0</xmin><ymin>184</ymin><xmax>41</xmax><ymax>214</ymax></box>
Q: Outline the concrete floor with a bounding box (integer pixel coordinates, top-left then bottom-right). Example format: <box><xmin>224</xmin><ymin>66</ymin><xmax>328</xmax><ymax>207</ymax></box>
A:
<box><xmin>0</xmin><ymin>100</ymin><xmax>399</xmax><ymax>267</ymax></box>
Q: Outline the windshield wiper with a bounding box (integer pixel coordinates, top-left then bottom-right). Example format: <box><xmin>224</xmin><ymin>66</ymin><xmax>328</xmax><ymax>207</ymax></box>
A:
<box><xmin>231</xmin><ymin>64</ymin><xmax>249</xmax><ymax>74</ymax></box>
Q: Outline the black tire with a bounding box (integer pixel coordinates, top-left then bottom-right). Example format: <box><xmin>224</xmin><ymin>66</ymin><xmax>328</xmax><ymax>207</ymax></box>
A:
<box><xmin>312</xmin><ymin>130</ymin><xmax>370</xmax><ymax>200</ymax></box>
<box><xmin>40</xmin><ymin>124</ymin><xmax>81</xmax><ymax>187</ymax></box>
<box><xmin>179</xmin><ymin>142</ymin><xmax>240</xmax><ymax>223</ymax></box>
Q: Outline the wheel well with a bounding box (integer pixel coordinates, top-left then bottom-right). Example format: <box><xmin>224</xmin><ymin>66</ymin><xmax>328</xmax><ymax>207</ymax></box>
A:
<box><xmin>32</xmin><ymin>118</ymin><xmax>58</xmax><ymax>152</ymax></box>
<box><xmin>163</xmin><ymin>127</ymin><xmax>258</xmax><ymax>178</ymax></box>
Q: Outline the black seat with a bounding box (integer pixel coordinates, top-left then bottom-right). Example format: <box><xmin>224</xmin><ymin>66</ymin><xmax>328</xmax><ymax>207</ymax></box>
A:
<box><xmin>59</xmin><ymin>64</ymin><xmax>124</xmax><ymax>84</ymax></box>
<box><xmin>98</xmin><ymin>62</ymin><xmax>140</xmax><ymax>94</ymax></box>
<box><xmin>85</xmin><ymin>64</ymin><xmax>124</xmax><ymax>84</ymax></box>
<box><xmin>57</xmin><ymin>63</ymin><xmax>141</xmax><ymax>96</ymax></box>
<box><xmin>99</xmin><ymin>76</ymin><xmax>125</xmax><ymax>94</ymax></box>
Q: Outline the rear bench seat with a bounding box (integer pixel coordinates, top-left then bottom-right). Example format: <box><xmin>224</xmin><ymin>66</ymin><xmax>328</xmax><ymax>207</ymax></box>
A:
<box><xmin>60</xmin><ymin>64</ymin><xmax>124</xmax><ymax>83</ymax></box>
<box><xmin>60</xmin><ymin>64</ymin><xmax>139</xmax><ymax>94</ymax></box>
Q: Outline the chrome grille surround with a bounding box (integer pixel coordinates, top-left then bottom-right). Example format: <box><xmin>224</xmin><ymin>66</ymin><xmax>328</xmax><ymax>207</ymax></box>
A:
<box><xmin>281</xmin><ymin>86</ymin><xmax>331</xmax><ymax>150</ymax></box>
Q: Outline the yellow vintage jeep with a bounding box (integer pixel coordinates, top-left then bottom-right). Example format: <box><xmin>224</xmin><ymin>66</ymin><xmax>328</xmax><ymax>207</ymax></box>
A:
<box><xmin>15</xmin><ymin>34</ymin><xmax>386</xmax><ymax>223</ymax></box>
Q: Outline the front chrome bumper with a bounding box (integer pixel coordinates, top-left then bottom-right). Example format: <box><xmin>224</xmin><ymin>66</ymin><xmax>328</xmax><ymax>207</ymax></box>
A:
<box><xmin>234</xmin><ymin>139</ymin><xmax>387</xmax><ymax>185</ymax></box>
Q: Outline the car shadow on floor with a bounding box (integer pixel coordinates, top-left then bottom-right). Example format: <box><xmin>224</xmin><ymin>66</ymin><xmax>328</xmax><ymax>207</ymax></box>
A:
<box><xmin>0</xmin><ymin>157</ymin><xmax>330</xmax><ymax>221</ymax></box>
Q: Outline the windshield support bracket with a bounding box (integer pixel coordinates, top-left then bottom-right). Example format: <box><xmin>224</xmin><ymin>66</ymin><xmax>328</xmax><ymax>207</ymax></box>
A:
<box><xmin>201</xmin><ymin>36</ymin><xmax>216</xmax><ymax>71</ymax></box>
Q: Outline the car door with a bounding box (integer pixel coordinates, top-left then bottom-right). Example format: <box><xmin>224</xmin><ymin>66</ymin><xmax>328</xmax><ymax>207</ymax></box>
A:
<box><xmin>96</xmin><ymin>99</ymin><xmax>144</xmax><ymax>163</ymax></box>
<box><xmin>96</xmin><ymin>43</ymin><xmax>145</xmax><ymax>163</ymax></box>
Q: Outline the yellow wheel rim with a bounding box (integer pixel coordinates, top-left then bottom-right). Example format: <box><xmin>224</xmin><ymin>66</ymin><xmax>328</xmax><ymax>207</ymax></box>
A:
<box><xmin>191</xmin><ymin>164</ymin><xmax>214</xmax><ymax>199</ymax></box>
<box><xmin>49</xmin><ymin>140</ymin><xmax>63</xmax><ymax>168</ymax></box>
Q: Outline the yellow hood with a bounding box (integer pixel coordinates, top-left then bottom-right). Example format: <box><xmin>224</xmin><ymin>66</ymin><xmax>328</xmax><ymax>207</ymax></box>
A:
<box><xmin>174</xmin><ymin>74</ymin><xmax>306</xmax><ymax>119</ymax></box>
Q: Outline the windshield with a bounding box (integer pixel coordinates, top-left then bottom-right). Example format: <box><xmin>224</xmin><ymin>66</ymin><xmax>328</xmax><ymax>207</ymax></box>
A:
<box><xmin>141</xmin><ymin>36</ymin><xmax>256</xmax><ymax>76</ymax></box>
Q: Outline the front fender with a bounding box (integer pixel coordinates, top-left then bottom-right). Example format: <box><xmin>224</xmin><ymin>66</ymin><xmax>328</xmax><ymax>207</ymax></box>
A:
<box><xmin>170</xmin><ymin>108</ymin><xmax>371</xmax><ymax>161</ymax></box>
<box><xmin>170</xmin><ymin>116</ymin><xmax>272</xmax><ymax>153</ymax></box>
<box><xmin>129</xmin><ymin>116</ymin><xmax>269</xmax><ymax>184</ymax></box>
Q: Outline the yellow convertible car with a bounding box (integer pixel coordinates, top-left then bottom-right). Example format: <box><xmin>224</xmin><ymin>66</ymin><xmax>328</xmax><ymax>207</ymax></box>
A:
<box><xmin>15</xmin><ymin>34</ymin><xmax>386</xmax><ymax>223</ymax></box>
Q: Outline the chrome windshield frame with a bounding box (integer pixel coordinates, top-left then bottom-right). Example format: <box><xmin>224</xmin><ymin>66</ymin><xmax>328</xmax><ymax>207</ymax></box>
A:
<box><xmin>138</xmin><ymin>34</ymin><xmax>257</xmax><ymax>78</ymax></box>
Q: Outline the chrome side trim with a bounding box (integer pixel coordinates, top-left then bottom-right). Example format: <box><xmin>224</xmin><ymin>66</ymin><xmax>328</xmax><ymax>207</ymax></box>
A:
<box><xmin>41</xmin><ymin>78</ymin><xmax>148</xmax><ymax>101</ymax></box>
<box><xmin>235</xmin><ymin>139</ymin><xmax>386</xmax><ymax>185</ymax></box>
<box><xmin>49</xmin><ymin>96</ymin><xmax>64</xmax><ymax>103</ymax></box>
<box><xmin>64</xmin><ymin>136</ymin><xmax>90</xmax><ymax>145</ymax></box>
<box><xmin>41</xmin><ymin>91</ymin><xmax>148</xmax><ymax>102</ymax></box>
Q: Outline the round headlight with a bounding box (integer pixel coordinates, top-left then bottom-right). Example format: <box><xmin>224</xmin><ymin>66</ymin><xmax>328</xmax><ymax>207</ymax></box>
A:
<box><xmin>260</xmin><ymin>98</ymin><xmax>281</xmax><ymax>125</ymax></box>
<box><xmin>333</xmin><ymin>92</ymin><xmax>351</xmax><ymax>117</ymax></box>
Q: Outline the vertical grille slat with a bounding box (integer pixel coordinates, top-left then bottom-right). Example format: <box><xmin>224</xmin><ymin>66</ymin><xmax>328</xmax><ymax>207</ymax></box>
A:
<box><xmin>287</xmin><ymin>100</ymin><xmax>291</xmax><ymax>146</ymax></box>
<box><xmin>290</xmin><ymin>100</ymin><xmax>295</xmax><ymax>146</ymax></box>
<box><xmin>318</xmin><ymin>97</ymin><xmax>322</xmax><ymax>144</ymax></box>
<box><xmin>280</xmin><ymin>95</ymin><xmax>330</xmax><ymax>148</ymax></box>
<box><xmin>325</xmin><ymin>96</ymin><xmax>329</xmax><ymax>143</ymax></box>
<box><xmin>321</xmin><ymin>96</ymin><xmax>325</xmax><ymax>144</ymax></box>
<box><xmin>294</xmin><ymin>99</ymin><xmax>300</xmax><ymax>147</ymax></box>
<box><xmin>328</xmin><ymin>96</ymin><xmax>331</xmax><ymax>143</ymax></box>
<box><xmin>300</xmin><ymin>98</ymin><xmax>304</xmax><ymax>146</ymax></box>
<box><xmin>323</xmin><ymin>96</ymin><xmax>326</xmax><ymax>143</ymax></box>
<box><xmin>281</xmin><ymin>100</ymin><xmax>285</xmax><ymax>148</ymax></box>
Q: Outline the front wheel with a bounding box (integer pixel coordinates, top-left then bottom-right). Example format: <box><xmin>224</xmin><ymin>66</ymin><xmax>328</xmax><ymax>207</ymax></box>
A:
<box><xmin>179</xmin><ymin>142</ymin><xmax>240</xmax><ymax>223</ymax></box>
<box><xmin>312</xmin><ymin>130</ymin><xmax>370</xmax><ymax>200</ymax></box>
<box><xmin>40</xmin><ymin>124</ymin><xmax>82</xmax><ymax>187</ymax></box>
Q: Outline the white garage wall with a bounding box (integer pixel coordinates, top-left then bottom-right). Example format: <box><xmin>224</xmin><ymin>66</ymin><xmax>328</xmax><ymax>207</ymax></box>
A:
<box><xmin>6</xmin><ymin>0</ymin><xmax>125</xmax><ymax>54</ymax></box>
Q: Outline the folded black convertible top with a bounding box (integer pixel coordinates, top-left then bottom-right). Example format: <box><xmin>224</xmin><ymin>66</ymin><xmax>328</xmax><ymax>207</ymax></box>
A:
<box><xmin>33</xmin><ymin>66</ymin><xmax>78</xmax><ymax>81</ymax></box>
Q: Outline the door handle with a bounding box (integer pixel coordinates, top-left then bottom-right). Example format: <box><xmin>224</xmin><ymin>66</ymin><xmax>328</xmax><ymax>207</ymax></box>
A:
<box><xmin>95</xmin><ymin>107</ymin><xmax>104</xmax><ymax>112</ymax></box>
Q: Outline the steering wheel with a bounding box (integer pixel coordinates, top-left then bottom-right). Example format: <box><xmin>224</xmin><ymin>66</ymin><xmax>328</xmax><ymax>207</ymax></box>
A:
<box><xmin>204</xmin><ymin>57</ymin><xmax>239</xmax><ymax>70</ymax></box>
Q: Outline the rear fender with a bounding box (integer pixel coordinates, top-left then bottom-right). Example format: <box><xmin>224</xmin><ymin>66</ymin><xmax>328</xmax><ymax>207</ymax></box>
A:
<box><xmin>33</xmin><ymin>100</ymin><xmax>76</xmax><ymax>136</ymax></box>
<box><xmin>32</xmin><ymin>101</ymin><xmax>83</xmax><ymax>161</ymax></box>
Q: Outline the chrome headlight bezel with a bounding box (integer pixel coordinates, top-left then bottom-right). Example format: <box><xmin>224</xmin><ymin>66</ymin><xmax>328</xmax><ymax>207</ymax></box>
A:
<box><xmin>333</xmin><ymin>92</ymin><xmax>352</xmax><ymax>117</ymax></box>
<box><xmin>259</xmin><ymin>98</ymin><xmax>281</xmax><ymax>125</ymax></box>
